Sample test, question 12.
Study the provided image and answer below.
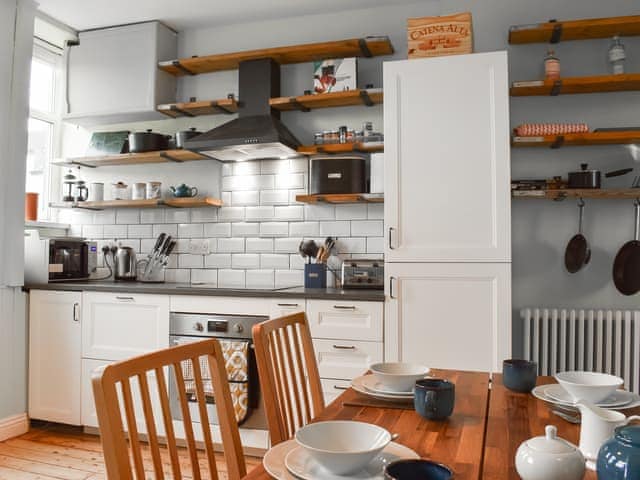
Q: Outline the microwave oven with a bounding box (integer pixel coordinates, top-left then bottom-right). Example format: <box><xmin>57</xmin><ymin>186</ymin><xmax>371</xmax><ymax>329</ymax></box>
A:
<box><xmin>25</xmin><ymin>230</ymin><xmax>98</xmax><ymax>283</ymax></box>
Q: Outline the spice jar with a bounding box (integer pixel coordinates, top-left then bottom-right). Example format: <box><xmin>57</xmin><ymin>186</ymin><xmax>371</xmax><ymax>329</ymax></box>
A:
<box><xmin>544</xmin><ymin>49</ymin><xmax>560</xmax><ymax>80</ymax></box>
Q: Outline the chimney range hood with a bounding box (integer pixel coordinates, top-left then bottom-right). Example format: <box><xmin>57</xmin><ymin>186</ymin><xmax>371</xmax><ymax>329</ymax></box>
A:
<box><xmin>184</xmin><ymin>58</ymin><xmax>301</xmax><ymax>162</ymax></box>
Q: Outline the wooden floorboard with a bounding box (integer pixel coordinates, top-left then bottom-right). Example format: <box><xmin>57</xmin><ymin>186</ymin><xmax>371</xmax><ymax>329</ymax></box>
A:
<box><xmin>0</xmin><ymin>423</ymin><xmax>262</xmax><ymax>480</ymax></box>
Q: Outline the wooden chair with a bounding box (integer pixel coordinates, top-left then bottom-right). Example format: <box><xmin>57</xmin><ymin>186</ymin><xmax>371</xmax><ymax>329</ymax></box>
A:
<box><xmin>92</xmin><ymin>338</ymin><xmax>246</xmax><ymax>480</ymax></box>
<box><xmin>252</xmin><ymin>312</ymin><xmax>324</xmax><ymax>445</ymax></box>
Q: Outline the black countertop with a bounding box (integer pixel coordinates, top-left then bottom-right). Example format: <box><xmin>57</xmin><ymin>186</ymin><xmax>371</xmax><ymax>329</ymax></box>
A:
<box><xmin>23</xmin><ymin>281</ymin><xmax>385</xmax><ymax>302</ymax></box>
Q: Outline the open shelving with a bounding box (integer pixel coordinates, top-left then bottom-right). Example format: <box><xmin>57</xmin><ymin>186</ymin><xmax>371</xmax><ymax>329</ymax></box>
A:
<box><xmin>508</xmin><ymin>15</ymin><xmax>640</xmax><ymax>44</ymax></box>
<box><xmin>270</xmin><ymin>89</ymin><xmax>383</xmax><ymax>112</ymax></box>
<box><xmin>158</xmin><ymin>37</ymin><xmax>394</xmax><ymax>76</ymax></box>
<box><xmin>512</xmin><ymin>189</ymin><xmax>640</xmax><ymax>200</ymax></box>
<box><xmin>510</xmin><ymin>73</ymin><xmax>640</xmax><ymax>96</ymax></box>
<box><xmin>52</xmin><ymin>149</ymin><xmax>209</xmax><ymax>168</ymax></box>
<box><xmin>295</xmin><ymin>194</ymin><xmax>383</xmax><ymax>204</ymax></box>
<box><xmin>157</xmin><ymin>98</ymin><xmax>238</xmax><ymax>118</ymax></box>
<box><xmin>49</xmin><ymin>197</ymin><xmax>223</xmax><ymax>211</ymax></box>
<box><xmin>298</xmin><ymin>142</ymin><xmax>383</xmax><ymax>155</ymax></box>
<box><xmin>511</xmin><ymin>130</ymin><xmax>640</xmax><ymax>148</ymax></box>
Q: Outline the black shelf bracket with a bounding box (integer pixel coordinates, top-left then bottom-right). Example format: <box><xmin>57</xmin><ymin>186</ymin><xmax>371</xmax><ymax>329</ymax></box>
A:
<box><xmin>549</xmin><ymin>20</ymin><xmax>563</xmax><ymax>43</ymax></box>
<box><xmin>160</xmin><ymin>152</ymin><xmax>184</xmax><ymax>163</ymax></box>
<box><xmin>288</xmin><ymin>97</ymin><xmax>310</xmax><ymax>112</ymax></box>
<box><xmin>169</xmin><ymin>105</ymin><xmax>195</xmax><ymax>117</ymax></box>
<box><xmin>550</xmin><ymin>80</ymin><xmax>562</xmax><ymax>96</ymax></box>
<box><xmin>358</xmin><ymin>38</ymin><xmax>373</xmax><ymax>57</ymax></box>
<box><xmin>210</xmin><ymin>100</ymin><xmax>234</xmax><ymax>114</ymax></box>
<box><xmin>172</xmin><ymin>60</ymin><xmax>196</xmax><ymax>76</ymax></box>
<box><xmin>359</xmin><ymin>90</ymin><xmax>375</xmax><ymax>107</ymax></box>
<box><xmin>550</xmin><ymin>135</ymin><xmax>565</xmax><ymax>149</ymax></box>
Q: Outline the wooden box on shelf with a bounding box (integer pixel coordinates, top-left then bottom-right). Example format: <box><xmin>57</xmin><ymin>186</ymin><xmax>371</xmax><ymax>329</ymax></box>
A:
<box><xmin>408</xmin><ymin>12</ymin><xmax>473</xmax><ymax>58</ymax></box>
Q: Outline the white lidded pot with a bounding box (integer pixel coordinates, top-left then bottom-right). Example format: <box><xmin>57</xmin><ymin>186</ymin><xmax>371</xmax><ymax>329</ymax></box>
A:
<box><xmin>515</xmin><ymin>425</ymin><xmax>585</xmax><ymax>480</ymax></box>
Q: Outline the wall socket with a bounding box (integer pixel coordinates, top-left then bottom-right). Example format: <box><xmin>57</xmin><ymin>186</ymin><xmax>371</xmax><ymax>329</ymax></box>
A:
<box><xmin>188</xmin><ymin>239</ymin><xmax>210</xmax><ymax>255</ymax></box>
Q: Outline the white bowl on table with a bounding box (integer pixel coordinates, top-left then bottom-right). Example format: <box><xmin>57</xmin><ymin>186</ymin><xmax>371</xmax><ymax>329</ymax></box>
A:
<box><xmin>294</xmin><ymin>420</ymin><xmax>391</xmax><ymax>475</ymax></box>
<box><xmin>554</xmin><ymin>371</ymin><xmax>624</xmax><ymax>404</ymax></box>
<box><xmin>370</xmin><ymin>362</ymin><xmax>430</xmax><ymax>392</ymax></box>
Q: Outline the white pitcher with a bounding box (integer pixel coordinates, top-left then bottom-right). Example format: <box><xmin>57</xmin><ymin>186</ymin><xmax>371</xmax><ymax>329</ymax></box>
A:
<box><xmin>576</xmin><ymin>400</ymin><xmax>640</xmax><ymax>466</ymax></box>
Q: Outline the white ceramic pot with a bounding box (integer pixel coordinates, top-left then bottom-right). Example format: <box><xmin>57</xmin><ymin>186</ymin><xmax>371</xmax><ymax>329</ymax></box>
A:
<box><xmin>515</xmin><ymin>425</ymin><xmax>585</xmax><ymax>480</ymax></box>
<box><xmin>88</xmin><ymin>182</ymin><xmax>104</xmax><ymax>202</ymax></box>
<box><xmin>132</xmin><ymin>182</ymin><xmax>146</xmax><ymax>200</ymax></box>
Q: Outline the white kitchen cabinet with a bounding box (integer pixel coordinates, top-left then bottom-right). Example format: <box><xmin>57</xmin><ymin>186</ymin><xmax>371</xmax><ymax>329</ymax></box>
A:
<box><xmin>312</xmin><ymin>339</ymin><xmax>383</xmax><ymax>380</ymax></box>
<box><xmin>385</xmin><ymin>263</ymin><xmax>511</xmax><ymax>372</ymax></box>
<box><xmin>65</xmin><ymin>21</ymin><xmax>176</xmax><ymax>126</ymax></box>
<box><xmin>383</xmin><ymin>52</ymin><xmax>511</xmax><ymax>263</ymax></box>
<box><xmin>29</xmin><ymin>290</ymin><xmax>82</xmax><ymax>425</ymax></box>
<box><xmin>269</xmin><ymin>299</ymin><xmax>306</xmax><ymax>319</ymax></box>
<box><xmin>82</xmin><ymin>292</ymin><xmax>169</xmax><ymax>361</ymax></box>
<box><xmin>320</xmin><ymin>378</ymin><xmax>351</xmax><ymax>406</ymax></box>
<box><xmin>306</xmin><ymin>300</ymin><xmax>383</xmax><ymax>342</ymax></box>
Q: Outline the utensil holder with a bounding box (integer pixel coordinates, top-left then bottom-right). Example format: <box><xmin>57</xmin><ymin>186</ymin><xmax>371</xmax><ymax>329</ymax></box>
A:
<box><xmin>304</xmin><ymin>263</ymin><xmax>327</xmax><ymax>288</ymax></box>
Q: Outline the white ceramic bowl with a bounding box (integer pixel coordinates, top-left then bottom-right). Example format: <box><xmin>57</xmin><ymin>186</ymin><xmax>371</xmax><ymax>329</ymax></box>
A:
<box><xmin>294</xmin><ymin>421</ymin><xmax>391</xmax><ymax>475</ymax></box>
<box><xmin>370</xmin><ymin>362</ymin><xmax>430</xmax><ymax>392</ymax></box>
<box><xmin>554</xmin><ymin>371</ymin><xmax>624</xmax><ymax>404</ymax></box>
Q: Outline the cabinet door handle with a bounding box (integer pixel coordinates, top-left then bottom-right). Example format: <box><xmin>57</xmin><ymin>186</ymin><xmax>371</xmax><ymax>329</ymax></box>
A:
<box><xmin>389</xmin><ymin>276</ymin><xmax>397</xmax><ymax>299</ymax></box>
<box><xmin>333</xmin><ymin>385</ymin><xmax>349</xmax><ymax>390</ymax></box>
<box><xmin>115</xmin><ymin>296</ymin><xmax>135</xmax><ymax>301</ymax></box>
<box><xmin>277</xmin><ymin>303</ymin><xmax>300</xmax><ymax>307</ymax></box>
<box><xmin>333</xmin><ymin>305</ymin><xmax>356</xmax><ymax>310</ymax></box>
<box><xmin>388</xmin><ymin>227</ymin><xmax>396</xmax><ymax>250</ymax></box>
<box><xmin>73</xmin><ymin>303</ymin><xmax>80</xmax><ymax>322</ymax></box>
<box><xmin>332</xmin><ymin>344</ymin><xmax>356</xmax><ymax>350</ymax></box>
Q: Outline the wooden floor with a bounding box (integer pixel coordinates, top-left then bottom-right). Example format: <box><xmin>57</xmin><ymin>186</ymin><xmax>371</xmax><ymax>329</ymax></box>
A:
<box><xmin>0</xmin><ymin>422</ymin><xmax>262</xmax><ymax>479</ymax></box>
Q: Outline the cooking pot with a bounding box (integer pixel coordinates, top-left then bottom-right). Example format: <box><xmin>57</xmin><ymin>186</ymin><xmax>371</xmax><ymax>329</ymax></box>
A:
<box><xmin>175</xmin><ymin>128</ymin><xmax>203</xmax><ymax>149</ymax></box>
<box><xmin>568</xmin><ymin>164</ymin><xmax>601</xmax><ymax>189</ymax></box>
<box><xmin>128</xmin><ymin>129</ymin><xmax>171</xmax><ymax>153</ymax></box>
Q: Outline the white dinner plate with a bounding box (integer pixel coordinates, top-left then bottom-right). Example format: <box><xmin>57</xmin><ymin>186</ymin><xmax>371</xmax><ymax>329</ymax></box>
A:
<box><xmin>351</xmin><ymin>375</ymin><xmax>414</xmax><ymax>401</ymax></box>
<box><xmin>545</xmin><ymin>384</ymin><xmax>632</xmax><ymax>408</ymax></box>
<box><xmin>361</xmin><ymin>374</ymin><xmax>414</xmax><ymax>396</ymax></box>
<box><xmin>532</xmin><ymin>384</ymin><xmax>640</xmax><ymax>410</ymax></box>
<box><xmin>284</xmin><ymin>442</ymin><xmax>419</xmax><ymax>480</ymax></box>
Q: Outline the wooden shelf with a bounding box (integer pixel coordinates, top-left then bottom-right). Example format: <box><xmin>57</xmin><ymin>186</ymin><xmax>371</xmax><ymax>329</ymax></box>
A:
<box><xmin>298</xmin><ymin>142</ymin><xmax>384</xmax><ymax>155</ymax></box>
<box><xmin>509</xmin><ymin>15</ymin><xmax>640</xmax><ymax>44</ymax></box>
<box><xmin>296</xmin><ymin>194</ymin><xmax>383</xmax><ymax>204</ymax></box>
<box><xmin>513</xmin><ymin>189</ymin><xmax>640</xmax><ymax>200</ymax></box>
<box><xmin>52</xmin><ymin>149</ymin><xmax>209</xmax><ymax>168</ymax></box>
<box><xmin>511</xmin><ymin>73</ymin><xmax>640</xmax><ymax>96</ymax></box>
<box><xmin>511</xmin><ymin>130</ymin><xmax>640</xmax><ymax>148</ymax></box>
<box><xmin>157</xmin><ymin>98</ymin><xmax>238</xmax><ymax>118</ymax></box>
<box><xmin>50</xmin><ymin>197</ymin><xmax>223</xmax><ymax>211</ymax></box>
<box><xmin>158</xmin><ymin>36</ymin><xmax>394</xmax><ymax>76</ymax></box>
<box><xmin>270</xmin><ymin>89</ymin><xmax>383</xmax><ymax>112</ymax></box>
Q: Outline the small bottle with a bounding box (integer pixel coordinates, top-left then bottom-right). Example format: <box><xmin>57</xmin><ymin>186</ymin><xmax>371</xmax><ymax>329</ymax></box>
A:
<box><xmin>338</xmin><ymin>126</ymin><xmax>348</xmax><ymax>144</ymax></box>
<box><xmin>544</xmin><ymin>49</ymin><xmax>560</xmax><ymax>80</ymax></box>
<box><xmin>608</xmin><ymin>36</ymin><xmax>626</xmax><ymax>75</ymax></box>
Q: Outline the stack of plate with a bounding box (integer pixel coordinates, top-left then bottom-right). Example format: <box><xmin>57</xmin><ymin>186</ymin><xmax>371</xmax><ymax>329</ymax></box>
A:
<box><xmin>350</xmin><ymin>362</ymin><xmax>430</xmax><ymax>401</ymax></box>
<box><xmin>532</xmin><ymin>384</ymin><xmax>640</xmax><ymax>411</ymax></box>
<box><xmin>351</xmin><ymin>374</ymin><xmax>415</xmax><ymax>401</ymax></box>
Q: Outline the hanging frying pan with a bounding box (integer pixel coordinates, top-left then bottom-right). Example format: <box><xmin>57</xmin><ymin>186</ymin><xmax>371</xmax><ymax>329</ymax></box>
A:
<box><xmin>565</xmin><ymin>199</ymin><xmax>591</xmax><ymax>273</ymax></box>
<box><xmin>613</xmin><ymin>200</ymin><xmax>640</xmax><ymax>295</ymax></box>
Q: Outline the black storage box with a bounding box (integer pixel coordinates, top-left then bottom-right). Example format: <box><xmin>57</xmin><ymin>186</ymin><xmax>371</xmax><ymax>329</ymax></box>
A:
<box><xmin>310</xmin><ymin>155</ymin><xmax>367</xmax><ymax>194</ymax></box>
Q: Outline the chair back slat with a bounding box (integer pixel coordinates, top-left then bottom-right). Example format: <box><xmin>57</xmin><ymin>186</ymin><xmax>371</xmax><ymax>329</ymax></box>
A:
<box><xmin>253</xmin><ymin>313</ymin><xmax>324</xmax><ymax>445</ymax></box>
<box><xmin>92</xmin><ymin>339</ymin><xmax>246</xmax><ymax>480</ymax></box>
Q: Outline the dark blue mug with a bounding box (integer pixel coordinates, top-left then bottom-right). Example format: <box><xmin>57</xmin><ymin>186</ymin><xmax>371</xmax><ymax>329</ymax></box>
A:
<box><xmin>502</xmin><ymin>359</ymin><xmax>538</xmax><ymax>393</ymax></box>
<box><xmin>384</xmin><ymin>459</ymin><xmax>453</xmax><ymax>480</ymax></box>
<box><xmin>414</xmin><ymin>379</ymin><xmax>455</xmax><ymax>420</ymax></box>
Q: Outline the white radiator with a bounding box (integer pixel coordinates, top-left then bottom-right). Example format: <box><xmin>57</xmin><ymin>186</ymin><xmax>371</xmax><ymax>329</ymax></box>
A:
<box><xmin>520</xmin><ymin>308</ymin><xmax>640</xmax><ymax>394</ymax></box>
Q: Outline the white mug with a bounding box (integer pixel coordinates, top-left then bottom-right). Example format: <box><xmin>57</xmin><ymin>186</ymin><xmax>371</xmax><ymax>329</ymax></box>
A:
<box><xmin>88</xmin><ymin>182</ymin><xmax>104</xmax><ymax>202</ymax></box>
<box><xmin>146</xmin><ymin>181</ymin><xmax>162</xmax><ymax>199</ymax></box>
<box><xmin>132</xmin><ymin>182</ymin><xmax>146</xmax><ymax>200</ymax></box>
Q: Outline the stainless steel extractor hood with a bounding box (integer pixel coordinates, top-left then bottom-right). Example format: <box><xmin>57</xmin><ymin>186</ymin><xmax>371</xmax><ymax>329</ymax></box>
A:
<box><xmin>184</xmin><ymin>58</ymin><xmax>301</xmax><ymax>162</ymax></box>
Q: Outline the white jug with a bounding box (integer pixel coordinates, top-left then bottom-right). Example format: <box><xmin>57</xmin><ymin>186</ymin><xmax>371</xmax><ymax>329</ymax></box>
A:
<box><xmin>576</xmin><ymin>400</ymin><xmax>640</xmax><ymax>466</ymax></box>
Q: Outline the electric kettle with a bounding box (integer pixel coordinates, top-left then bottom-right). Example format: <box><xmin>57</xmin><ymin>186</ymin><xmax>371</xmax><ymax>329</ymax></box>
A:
<box><xmin>114</xmin><ymin>246</ymin><xmax>137</xmax><ymax>281</ymax></box>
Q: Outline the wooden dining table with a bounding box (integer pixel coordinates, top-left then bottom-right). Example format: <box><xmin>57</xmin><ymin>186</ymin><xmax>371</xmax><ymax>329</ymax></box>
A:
<box><xmin>242</xmin><ymin>369</ymin><xmax>640</xmax><ymax>479</ymax></box>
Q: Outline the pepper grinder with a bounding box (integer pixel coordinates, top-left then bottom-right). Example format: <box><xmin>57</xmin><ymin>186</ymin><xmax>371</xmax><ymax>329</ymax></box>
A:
<box><xmin>608</xmin><ymin>36</ymin><xmax>626</xmax><ymax>75</ymax></box>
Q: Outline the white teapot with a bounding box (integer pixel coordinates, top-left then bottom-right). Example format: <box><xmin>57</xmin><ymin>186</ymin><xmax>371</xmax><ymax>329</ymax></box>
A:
<box><xmin>515</xmin><ymin>425</ymin><xmax>585</xmax><ymax>480</ymax></box>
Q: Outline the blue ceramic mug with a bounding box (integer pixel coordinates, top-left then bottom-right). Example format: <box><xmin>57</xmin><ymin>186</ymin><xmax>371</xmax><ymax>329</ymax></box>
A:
<box><xmin>414</xmin><ymin>379</ymin><xmax>455</xmax><ymax>421</ymax></box>
<box><xmin>502</xmin><ymin>359</ymin><xmax>538</xmax><ymax>393</ymax></box>
<box><xmin>384</xmin><ymin>459</ymin><xmax>453</xmax><ymax>480</ymax></box>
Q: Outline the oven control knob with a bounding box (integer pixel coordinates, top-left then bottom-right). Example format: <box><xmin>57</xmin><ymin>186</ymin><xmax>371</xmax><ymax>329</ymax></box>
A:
<box><xmin>193</xmin><ymin>322</ymin><xmax>204</xmax><ymax>332</ymax></box>
<box><xmin>232</xmin><ymin>323</ymin><xmax>244</xmax><ymax>334</ymax></box>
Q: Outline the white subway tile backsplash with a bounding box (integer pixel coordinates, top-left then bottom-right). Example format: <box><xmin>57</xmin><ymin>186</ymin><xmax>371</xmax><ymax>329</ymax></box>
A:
<box><xmin>274</xmin><ymin>237</ymin><xmax>302</xmax><ymax>253</ymax></box>
<box><xmin>175</xmin><ymin>239</ymin><xmax>190</xmax><ymax>254</ymax></box>
<box><xmin>116</xmin><ymin>209</ymin><xmax>140</xmax><ymax>224</ymax></box>
<box><xmin>304</xmin><ymin>204</ymin><xmax>335</xmax><ymax>220</ymax></box>
<box><xmin>319</xmin><ymin>221</ymin><xmax>350</xmax><ymax>237</ymax></box>
<box><xmin>93</xmin><ymin>210</ymin><xmax>116</xmax><ymax>225</ymax></box>
<box><xmin>246</xmin><ymin>238</ymin><xmax>274</xmax><ymax>253</ymax></box>
<box><xmin>190</xmin><ymin>269</ymin><xmax>218</xmax><ymax>286</ymax></box>
<box><xmin>153</xmin><ymin>224</ymin><xmax>178</xmax><ymax>238</ymax></box>
<box><xmin>366</xmin><ymin>237</ymin><xmax>384</xmax><ymax>254</ymax></box>
<box><xmin>246</xmin><ymin>269</ymin><xmax>275</xmax><ymax>289</ymax></box>
<box><xmin>351</xmin><ymin>220</ymin><xmax>383</xmax><ymax>237</ymax></box>
<box><xmin>221</xmin><ymin>191</ymin><xmax>232</xmax><ymax>205</ymax></box>
<box><xmin>233</xmin><ymin>161</ymin><xmax>261</xmax><ymax>176</ymax></box>
<box><xmin>275</xmin><ymin>269</ymin><xmax>303</xmax><ymax>288</ymax></box>
<box><xmin>165</xmin><ymin>210</ymin><xmax>191</xmax><ymax>224</ymax></box>
<box><xmin>336</xmin><ymin>237</ymin><xmax>366</xmax><ymax>254</ymax></box>
<box><xmin>222</xmin><ymin>175</ymin><xmax>274</xmax><ymax>191</ymax></box>
<box><xmin>368</xmin><ymin>204</ymin><xmax>384</xmax><ymax>220</ymax></box>
<box><xmin>204</xmin><ymin>223</ymin><xmax>231</xmax><ymax>237</ymax></box>
<box><xmin>205</xmin><ymin>253</ymin><xmax>232</xmax><ymax>268</ymax></box>
<box><xmin>221</xmin><ymin>163</ymin><xmax>234</xmax><ymax>177</ymax></box>
<box><xmin>289</xmin><ymin>157</ymin><xmax>308</xmax><ymax>173</ymax></box>
<box><xmin>260</xmin><ymin>190</ymin><xmax>289</xmax><ymax>205</ymax></box>
<box><xmin>217</xmin><ymin>238</ymin><xmax>245</xmax><ymax>253</ymax></box>
<box><xmin>261</xmin><ymin>159</ymin><xmax>289</xmax><ymax>174</ymax></box>
<box><xmin>140</xmin><ymin>238</ymin><xmax>158</xmax><ymax>253</ymax></box>
<box><xmin>232</xmin><ymin>222</ymin><xmax>260</xmax><ymax>237</ymax></box>
<box><xmin>231</xmin><ymin>190</ymin><xmax>259</xmax><ymax>206</ymax></box>
<box><xmin>190</xmin><ymin>208</ymin><xmax>218</xmax><ymax>223</ymax></box>
<box><xmin>274</xmin><ymin>205</ymin><xmax>304</xmax><ymax>221</ymax></box>
<box><xmin>260</xmin><ymin>222</ymin><xmax>289</xmax><ymax>237</ymax></box>
<box><xmin>104</xmin><ymin>224</ymin><xmax>127</xmax><ymax>239</ymax></box>
<box><xmin>336</xmin><ymin>204</ymin><xmax>367</xmax><ymax>220</ymax></box>
<box><xmin>127</xmin><ymin>224</ymin><xmax>153</xmax><ymax>238</ymax></box>
<box><xmin>289</xmin><ymin>254</ymin><xmax>305</xmax><ymax>270</ymax></box>
<box><xmin>289</xmin><ymin>222</ymin><xmax>319</xmax><ymax>237</ymax></box>
<box><xmin>118</xmin><ymin>239</ymin><xmax>140</xmax><ymax>251</ymax></box>
<box><xmin>218</xmin><ymin>206</ymin><xmax>245</xmax><ymax>222</ymax></box>
<box><xmin>179</xmin><ymin>254</ymin><xmax>204</xmax><ymax>268</ymax></box>
<box><xmin>218</xmin><ymin>269</ymin><xmax>245</xmax><ymax>288</ymax></box>
<box><xmin>140</xmin><ymin>210</ymin><xmax>165</xmax><ymax>224</ymax></box>
<box><xmin>165</xmin><ymin>268</ymin><xmax>190</xmax><ymax>283</ymax></box>
<box><xmin>178</xmin><ymin>223</ymin><xmax>204</xmax><ymax>238</ymax></box>
<box><xmin>275</xmin><ymin>173</ymin><xmax>305</xmax><ymax>189</ymax></box>
<box><xmin>245</xmin><ymin>206</ymin><xmax>275</xmax><ymax>221</ymax></box>
<box><xmin>166</xmin><ymin>254</ymin><xmax>178</xmax><ymax>269</ymax></box>
<box><xmin>232</xmin><ymin>253</ymin><xmax>260</xmax><ymax>269</ymax></box>
<box><xmin>260</xmin><ymin>254</ymin><xmax>290</xmax><ymax>269</ymax></box>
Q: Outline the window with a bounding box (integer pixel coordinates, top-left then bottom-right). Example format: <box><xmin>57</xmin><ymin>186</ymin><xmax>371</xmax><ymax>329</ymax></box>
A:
<box><xmin>26</xmin><ymin>41</ymin><xmax>63</xmax><ymax>220</ymax></box>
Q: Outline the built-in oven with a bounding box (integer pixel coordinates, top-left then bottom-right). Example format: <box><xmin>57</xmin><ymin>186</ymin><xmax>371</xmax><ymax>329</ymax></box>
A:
<box><xmin>168</xmin><ymin>312</ymin><xmax>269</xmax><ymax>430</ymax></box>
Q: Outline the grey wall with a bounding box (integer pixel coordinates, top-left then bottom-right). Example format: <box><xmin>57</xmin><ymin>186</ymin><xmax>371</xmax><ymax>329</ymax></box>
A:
<box><xmin>60</xmin><ymin>1</ymin><xmax>640</xmax><ymax>351</ymax></box>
